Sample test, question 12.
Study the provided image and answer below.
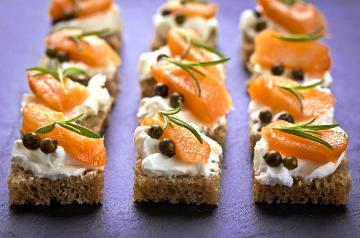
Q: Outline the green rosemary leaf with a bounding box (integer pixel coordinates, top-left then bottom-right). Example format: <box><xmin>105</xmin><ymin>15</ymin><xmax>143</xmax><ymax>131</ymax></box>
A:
<box><xmin>185</xmin><ymin>57</ymin><xmax>230</xmax><ymax>67</ymax></box>
<box><xmin>57</xmin><ymin>67</ymin><xmax>66</xmax><ymax>94</ymax></box>
<box><xmin>36</xmin><ymin>122</ymin><xmax>56</xmax><ymax>134</ymax></box>
<box><xmin>77</xmin><ymin>28</ymin><xmax>110</xmax><ymax>39</ymax></box>
<box><xmin>181</xmin><ymin>35</ymin><xmax>192</xmax><ymax>59</ymax></box>
<box><xmin>292</xmin><ymin>80</ymin><xmax>324</xmax><ymax>90</ymax></box>
<box><xmin>63</xmin><ymin>67</ymin><xmax>89</xmax><ymax>78</ymax></box>
<box><xmin>66</xmin><ymin>122</ymin><xmax>101</xmax><ymax>139</ymax></box>
<box><xmin>26</xmin><ymin>67</ymin><xmax>58</xmax><ymax>80</ymax></box>
<box><xmin>279</xmin><ymin>86</ymin><xmax>304</xmax><ymax>112</ymax></box>
<box><xmin>168</xmin><ymin>116</ymin><xmax>203</xmax><ymax>143</ymax></box>
<box><xmin>304</xmin><ymin>124</ymin><xmax>339</xmax><ymax>131</ymax></box>
<box><xmin>160</xmin><ymin>101</ymin><xmax>183</xmax><ymax>116</ymax></box>
<box><xmin>276</xmin><ymin>28</ymin><xmax>324</xmax><ymax>42</ymax></box>
<box><xmin>57</xmin><ymin>121</ymin><xmax>81</xmax><ymax>134</ymax></box>
<box><xmin>277</xmin><ymin>128</ymin><xmax>333</xmax><ymax>149</ymax></box>
<box><xmin>65</xmin><ymin>113</ymin><xmax>84</xmax><ymax>123</ymax></box>
<box><xmin>190</xmin><ymin>38</ymin><xmax>224</xmax><ymax>57</ymax></box>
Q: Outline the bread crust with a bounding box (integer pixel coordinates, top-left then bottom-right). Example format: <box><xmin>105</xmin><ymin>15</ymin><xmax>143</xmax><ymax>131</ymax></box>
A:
<box><xmin>133</xmin><ymin>156</ymin><xmax>221</xmax><ymax>205</ymax></box>
<box><xmin>8</xmin><ymin>165</ymin><xmax>104</xmax><ymax>205</ymax></box>
<box><xmin>253</xmin><ymin>156</ymin><xmax>351</xmax><ymax>205</ymax></box>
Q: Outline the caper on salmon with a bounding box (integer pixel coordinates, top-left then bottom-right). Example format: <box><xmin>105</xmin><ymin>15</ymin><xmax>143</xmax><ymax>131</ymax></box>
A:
<box><xmin>157</xmin><ymin>54</ymin><xmax>169</xmax><ymax>62</ymax></box>
<box><xmin>69</xmin><ymin>74</ymin><xmax>90</xmax><ymax>85</ymax></box>
<box><xmin>283</xmin><ymin>156</ymin><xmax>298</xmax><ymax>170</ymax></box>
<box><xmin>259</xmin><ymin>110</ymin><xmax>272</xmax><ymax>124</ymax></box>
<box><xmin>22</xmin><ymin>132</ymin><xmax>41</xmax><ymax>150</ymax></box>
<box><xmin>255</xmin><ymin>20</ymin><xmax>267</xmax><ymax>32</ymax></box>
<box><xmin>170</xmin><ymin>92</ymin><xmax>184</xmax><ymax>108</ymax></box>
<box><xmin>277</xmin><ymin>112</ymin><xmax>294</xmax><ymax>123</ymax></box>
<box><xmin>57</xmin><ymin>51</ymin><xmax>70</xmax><ymax>62</ymax></box>
<box><xmin>147</xmin><ymin>125</ymin><xmax>163</xmax><ymax>139</ymax></box>
<box><xmin>263</xmin><ymin>151</ymin><xmax>282</xmax><ymax>167</ymax></box>
<box><xmin>46</xmin><ymin>48</ymin><xmax>58</xmax><ymax>58</ymax></box>
<box><xmin>161</xmin><ymin>9</ymin><xmax>171</xmax><ymax>16</ymax></box>
<box><xmin>175</xmin><ymin>13</ymin><xmax>186</xmax><ymax>25</ymax></box>
<box><xmin>154</xmin><ymin>83</ymin><xmax>169</xmax><ymax>97</ymax></box>
<box><xmin>159</xmin><ymin>138</ymin><xmax>176</xmax><ymax>157</ymax></box>
<box><xmin>253</xmin><ymin>9</ymin><xmax>262</xmax><ymax>18</ymax></box>
<box><xmin>271</xmin><ymin>63</ymin><xmax>285</xmax><ymax>76</ymax></box>
<box><xmin>291</xmin><ymin>69</ymin><xmax>304</xmax><ymax>81</ymax></box>
<box><xmin>40</xmin><ymin>138</ymin><xmax>58</xmax><ymax>154</ymax></box>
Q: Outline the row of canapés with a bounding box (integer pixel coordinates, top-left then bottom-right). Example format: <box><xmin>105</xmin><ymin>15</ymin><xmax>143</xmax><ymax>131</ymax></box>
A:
<box><xmin>8</xmin><ymin>0</ymin><xmax>122</xmax><ymax>205</ymax></box>
<box><xmin>133</xmin><ymin>1</ymin><xmax>231</xmax><ymax>205</ymax></box>
<box><xmin>240</xmin><ymin>0</ymin><xmax>351</xmax><ymax>204</ymax></box>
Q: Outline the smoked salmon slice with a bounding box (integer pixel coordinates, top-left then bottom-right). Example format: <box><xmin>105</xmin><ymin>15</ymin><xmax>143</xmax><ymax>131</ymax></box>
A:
<box><xmin>151</xmin><ymin>60</ymin><xmax>232</xmax><ymax>125</ymax></box>
<box><xmin>164</xmin><ymin>2</ymin><xmax>217</xmax><ymax>19</ymax></box>
<box><xmin>140</xmin><ymin>114</ymin><xmax>210</xmax><ymax>164</ymax></box>
<box><xmin>248</xmin><ymin>75</ymin><xmax>335</xmax><ymax>122</ymax></box>
<box><xmin>22</xmin><ymin>103</ymin><xmax>106</xmax><ymax>167</ymax></box>
<box><xmin>167</xmin><ymin>28</ymin><xmax>222</xmax><ymax>80</ymax></box>
<box><xmin>258</xmin><ymin>0</ymin><xmax>328</xmax><ymax>34</ymax></box>
<box><xmin>28</xmin><ymin>72</ymin><xmax>89</xmax><ymax>113</ymax></box>
<box><xmin>46</xmin><ymin>29</ymin><xmax>120</xmax><ymax>68</ymax></box>
<box><xmin>253</xmin><ymin>29</ymin><xmax>331</xmax><ymax>77</ymax></box>
<box><xmin>262</xmin><ymin>120</ymin><xmax>348</xmax><ymax>164</ymax></box>
<box><xmin>49</xmin><ymin>0</ymin><xmax>113</xmax><ymax>20</ymax></box>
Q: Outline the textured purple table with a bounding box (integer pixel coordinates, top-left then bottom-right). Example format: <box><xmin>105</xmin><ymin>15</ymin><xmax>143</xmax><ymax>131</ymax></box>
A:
<box><xmin>0</xmin><ymin>0</ymin><xmax>359</xmax><ymax>237</ymax></box>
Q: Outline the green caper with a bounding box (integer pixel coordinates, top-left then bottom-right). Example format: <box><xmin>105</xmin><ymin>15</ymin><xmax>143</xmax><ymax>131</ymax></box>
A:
<box><xmin>57</xmin><ymin>51</ymin><xmax>70</xmax><ymax>62</ymax></box>
<box><xmin>46</xmin><ymin>48</ymin><xmax>58</xmax><ymax>58</ymax></box>
<box><xmin>170</xmin><ymin>92</ymin><xmax>184</xmax><ymax>108</ymax></box>
<box><xmin>175</xmin><ymin>14</ymin><xmax>186</xmax><ymax>25</ymax></box>
<box><xmin>277</xmin><ymin>113</ymin><xmax>294</xmax><ymax>123</ymax></box>
<box><xmin>253</xmin><ymin>9</ymin><xmax>262</xmax><ymax>18</ymax></box>
<box><xmin>22</xmin><ymin>132</ymin><xmax>41</xmax><ymax>150</ymax></box>
<box><xmin>157</xmin><ymin>54</ymin><xmax>168</xmax><ymax>62</ymax></box>
<box><xmin>291</xmin><ymin>69</ymin><xmax>304</xmax><ymax>81</ymax></box>
<box><xmin>271</xmin><ymin>63</ymin><xmax>285</xmax><ymax>76</ymax></box>
<box><xmin>40</xmin><ymin>138</ymin><xmax>58</xmax><ymax>154</ymax></box>
<box><xmin>159</xmin><ymin>138</ymin><xmax>176</xmax><ymax>157</ymax></box>
<box><xmin>263</xmin><ymin>151</ymin><xmax>282</xmax><ymax>167</ymax></box>
<box><xmin>69</xmin><ymin>74</ymin><xmax>90</xmax><ymax>86</ymax></box>
<box><xmin>63</xmin><ymin>11</ymin><xmax>76</xmax><ymax>21</ymax></box>
<box><xmin>259</xmin><ymin>110</ymin><xmax>273</xmax><ymax>124</ymax></box>
<box><xmin>147</xmin><ymin>125</ymin><xmax>163</xmax><ymax>139</ymax></box>
<box><xmin>154</xmin><ymin>83</ymin><xmax>169</xmax><ymax>98</ymax></box>
<box><xmin>255</xmin><ymin>20</ymin><xmax>267</xmax><ymax>32</ymax></box>
<box><xmin>283</xmin><ymin>156</ymin><xmax>298</xmax><ymax>170</ymax></box>
<box><xmin>161</xmin><ymin>9</ymin><xmax>171</xmax><ymax>16</ymax></box>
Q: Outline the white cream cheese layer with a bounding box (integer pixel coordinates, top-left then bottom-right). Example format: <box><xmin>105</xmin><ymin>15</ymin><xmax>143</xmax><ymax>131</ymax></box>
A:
<box><xmin>252</xmin><ymin>64</ymin><xmax>333</xmax><ymax>87</ymax></box>
<box><xmin>138</xmin><ymin>46</ymin><xmax>226</xmax><ymax>81</ymax></box>
<box><xmin>22</xmin><ymin>74</ymin><xmax>112</xmax><ymax>118</ymax></box>
<box><xmin>134</xmin><ymin>125</ymin><xmax>222</xmax><ymax>177</ymax></box>
<box><xmin>51</xmin><ymin>5</ymin><xmax>122</xmax><ymax>34</ymax></box>
<box><xmin>239</xmin><ymin>9</ymin><xmax>259</xmax><ymax>39</ymax></box>
<box><xmin>11</xmin><ymin>140</ymin><xmax>96</xmax><ymax>179</ymax></box>
<box><xmin>137</xmin><ymin>96</ymin><xmax>226</xmax><ymax>133</ymax></box>
<box><xmin>154</xmin><ymin>6</ymin><xmax>217</xmax><ymax>43</ymax></box>
<box><xmin>138</xmin><ymin>47</ymin><xmax>170</xmax><ymax>80</ymax></box>
<box><xmin>253</xmin><ymin>133</ymin><xmax>346</xmax><ymax>187</ymax></box>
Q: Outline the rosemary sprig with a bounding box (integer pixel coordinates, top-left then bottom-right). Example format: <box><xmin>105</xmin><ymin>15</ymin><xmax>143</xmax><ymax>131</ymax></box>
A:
<box><xmin>36</xmin><ymin>113</ymin><xmax>100</xmax><ymax>139</ymax></box>
<box><xmin>276</xmin><ymin>28</ymin><xmax>324</xmax><ymax>42</ymax></box>
<box><xmin>163</xmin><ymin>57</ymin><xmax>230</xmax><ymax>97</ymax></box>
<box><xmin>27</xmin><ymin>66</ymin><xmax>90</xmax><ymax>93</ymax></box>
<box><xmin>277</xmin><ymin>80</ymin><xmax>323</xmax><ymax>112</ymax></box>
<box><xmin>182</xmin><ymin>35</ymin><xmax>224</xmax><ymax>58</ymax></box>
<box><xmin>158</xmin><ymin>100</ymin><xmax>203</xmax><ymax>143</ymax></box>
<box><xmin>275</xmin><ymin>118</ymin><xmax>338</xmax><ymax>149</ymax></box>
<box><xmin>282</xmin><ymin>0</ymin><xmax>307</xmax><ymax>5</ymax></box>
<box><xmin>69</xmin><ymin>28</ymin><xmax>109</xmax><ymax>48</ymax></box>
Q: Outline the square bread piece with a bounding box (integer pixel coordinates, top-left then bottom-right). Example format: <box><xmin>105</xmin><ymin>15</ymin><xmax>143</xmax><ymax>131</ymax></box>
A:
<box><xmin>253</xmin><ymin>156</ymin><xmax>351</xmax><ymax>205</ymax></box>
<box><xmin>8</xmin><ymin>165</ymin><xmax>104</xmax><ymax>205</ymax></box>
<box><xmin>133</xmin><ymin>156</ymin><xmax>221</xmax><ymax>205</ymax></box>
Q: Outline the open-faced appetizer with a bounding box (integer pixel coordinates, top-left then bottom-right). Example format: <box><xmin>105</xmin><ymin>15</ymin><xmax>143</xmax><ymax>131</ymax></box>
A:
<box><xmin>139</xmin><ymin>28</ymin><xmax>227</xmax><ymax>98</ymax></box>
<box><xmin>39</xmin><ymin>28</ymin><xmax>121</xmax><ymax>96</ymax></box>
<box><xmin>247</xmin><ymin>29</ymin><xmax>332</xmax><ymax>87</ymax></box>
<box><xmin>133</xmin><ymin>102</ymin><xmax>223</xmax><ymax>205</ymax></box>
<box><xmin>248</xmin><ymin>75</ymin><xmax>335</xmax><ymax>148</ymax></box>
<box><xmin>49</xmin><ymin>0</ymin><xmax>122</xmax><ymax>51</ymax></box>
<box><xmin>137</xmin><ymin>48</ymin><xmax>232</xmax><ymax>145</ymax></box>
<box><xmin>22</xmin><ymin>67</ymin><xmax>113</xmax><ymax>134</ymax></box>
<box><xmin>240</xmin><ymin>0</ymin><xmax>327</xmax><ymax>63</ymax></box>
<box><xmin>253</xmin><ymin>119</ymin><xmax>351</xmax><ymax>204</ymax></box>
<box><xmin>8</xmin><ymin>103</ymin><xmax>106</xmax><ymax>205</ymax></box>
<box><xmin>152</xmin><ymin>0</ymin><xmax>218</xmax><ymax>50</ymax></box>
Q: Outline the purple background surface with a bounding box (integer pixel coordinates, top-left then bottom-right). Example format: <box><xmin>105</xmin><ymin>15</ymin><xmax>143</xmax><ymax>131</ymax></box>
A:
<box><xmin>0</xmin><ymin>0</ymin><xmax>359</xmax><ymax>237</ymax></box>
